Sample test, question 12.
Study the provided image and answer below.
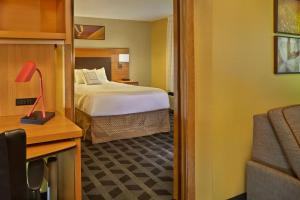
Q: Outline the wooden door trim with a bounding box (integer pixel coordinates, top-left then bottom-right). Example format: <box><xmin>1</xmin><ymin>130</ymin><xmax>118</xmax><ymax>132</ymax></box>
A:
<box><xmin>65</xmin><ymin>0</ymin><xmax>75</xmax><ymax>120</ymax></box>
<box><xmin>174</xmin><ymin>0</ymin><xmax>195</xmax><ymax>199</ymax></box>
<box><xmin>66</xmin><ymin>0</ymin><xmax>196</xmax><ymax>199</ymax></box>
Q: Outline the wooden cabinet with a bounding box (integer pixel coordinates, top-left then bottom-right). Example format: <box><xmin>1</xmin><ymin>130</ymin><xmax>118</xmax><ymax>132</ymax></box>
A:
<box><xmin>0</xmin><ymin>1</ymin><xmax>80</xmax><ymax>198</ymax></box>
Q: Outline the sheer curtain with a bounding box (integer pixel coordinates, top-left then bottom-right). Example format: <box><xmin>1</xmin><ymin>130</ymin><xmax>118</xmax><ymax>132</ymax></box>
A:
<box><xmin>166</xmin><ymin>16</ymin><xmax>174</xmax><ymax>92</ymax></box>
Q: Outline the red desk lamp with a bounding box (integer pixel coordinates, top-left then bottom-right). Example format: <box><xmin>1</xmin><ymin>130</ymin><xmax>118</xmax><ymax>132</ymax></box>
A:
<box><xmin>15</xmin><ymin>61</ymin><xmax>55</xmax><ymax>125</ymax></box>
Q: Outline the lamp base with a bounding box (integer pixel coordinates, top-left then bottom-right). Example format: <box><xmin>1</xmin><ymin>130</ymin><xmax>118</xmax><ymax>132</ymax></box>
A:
<box><xmin>20</xmin><ymin>111</ymin><xmax>55</xmax><ymax>125</ymax></box>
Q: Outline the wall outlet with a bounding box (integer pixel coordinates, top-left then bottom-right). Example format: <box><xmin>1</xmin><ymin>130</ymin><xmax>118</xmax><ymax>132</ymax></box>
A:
<box><xmin>16</xmin><ymin>98</ymin><xmax>37</xmax><ymax>106</ymax></box>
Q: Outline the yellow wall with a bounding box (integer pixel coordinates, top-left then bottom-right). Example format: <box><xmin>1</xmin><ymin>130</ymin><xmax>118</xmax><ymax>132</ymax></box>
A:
<box><xmin>194</xmin><ymin>0</ymin><xmax>300</xmax><ymax>199</ymax></box>
<box><xmin>74</xmin><ymin>17</ymin><xmax>151</xmax><ymax>86</ymax></box>
<box><xmin>151</xmin><ymin>18</ymin><xmax>168</xmax><ymax>90</ymax></box>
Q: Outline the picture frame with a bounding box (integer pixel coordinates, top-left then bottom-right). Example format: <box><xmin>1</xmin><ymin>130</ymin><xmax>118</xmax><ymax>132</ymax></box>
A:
<box><xmin>74</xmin><ymin>24</ymin><xmax>105</xmax><ymax>40</ymax></box>
<box><xmin>274</xmin><ymin>0</ymin><xmax>300</xmax><ymax>35</ymax></box>
<box><xmin>274</xmin><ymin>36</ymin><xmax>300</xmax><ymax>74</ymax></box>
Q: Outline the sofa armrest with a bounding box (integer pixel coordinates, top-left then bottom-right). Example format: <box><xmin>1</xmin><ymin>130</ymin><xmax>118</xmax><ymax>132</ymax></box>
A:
<box><xmin>247</xmin><ymin>161</ymin><xmax>300</xmax><ymax>200</ymax></box>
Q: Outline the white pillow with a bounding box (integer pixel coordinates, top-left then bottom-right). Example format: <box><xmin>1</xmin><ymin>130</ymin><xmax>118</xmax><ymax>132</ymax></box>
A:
<box><xmin>74</xmin><ymin>69</ymin><xmax>85</xmax><ymax>84</ymax></box>
<box><xmin>81</xmin><ymin>69</ymin><xmax>102</xmax><ymax>85</ymax></box>
<box><xmin>96</xmin><ymin>68</ymin><xmax>109</xmax><ymax>83</ymax></box>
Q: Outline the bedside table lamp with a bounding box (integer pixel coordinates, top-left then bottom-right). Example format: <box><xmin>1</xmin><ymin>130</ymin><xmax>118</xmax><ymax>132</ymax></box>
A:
<box><xmin>118</xmin><ymin>54</ymin><xmax>129</xmax><ymax>68</ymax></box>
<box><xmin>15</xmin><ymin>61</ymin><xmax>55</xmax><ymax>125</ymax></box>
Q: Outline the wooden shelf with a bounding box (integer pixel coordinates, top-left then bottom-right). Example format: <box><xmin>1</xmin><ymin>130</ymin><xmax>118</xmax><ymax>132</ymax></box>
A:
<box><xmin>0</xmin><ymin>0</ymin><xmax>71</xmax><ymax>41</ymax></box>
<box><xmin>0</xmin><ymin>31</ymin><xmax>66</xmax><ymax>40</ymax></box>
<box><xmin>27</xmin><ymin>140</ymin><xmax>76</xmax><ymax>160</ymax></box>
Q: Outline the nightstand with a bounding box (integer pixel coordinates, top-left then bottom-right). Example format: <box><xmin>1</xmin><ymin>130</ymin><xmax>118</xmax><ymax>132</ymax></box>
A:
<box><xmin>116</xmin><ymin>80</ymin><xmax>139</xmax><ymax>86</ymax></box>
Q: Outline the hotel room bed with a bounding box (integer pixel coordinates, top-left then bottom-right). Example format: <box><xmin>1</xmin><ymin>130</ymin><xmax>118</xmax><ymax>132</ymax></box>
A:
<box><xmin>75</xmin><ymin>82</ymin><xmax>169</xmax><ymax>117</ymax></box>
<box><xmin>75</xmin><ymin>82</ymin><xmax>170</xmax><ymax>143</ymax></box>
<box><xmin>74</xmin><ymin>56</ymin><xmax>170</xmax><ymax>144</ymax></box>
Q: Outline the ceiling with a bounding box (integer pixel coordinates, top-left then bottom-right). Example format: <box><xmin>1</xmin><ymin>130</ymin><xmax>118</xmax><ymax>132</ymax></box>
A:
<box><xmin>74</xmin><ymin>0</ymin><xmax>173</xmax><ymax>21</ymax></box>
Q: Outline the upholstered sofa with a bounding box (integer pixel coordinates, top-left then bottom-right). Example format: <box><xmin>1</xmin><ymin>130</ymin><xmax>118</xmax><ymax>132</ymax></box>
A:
<box><xmin>247</xmin><ymin>105</ymin><xmax>300</xmax><ymax>200</ymax></box>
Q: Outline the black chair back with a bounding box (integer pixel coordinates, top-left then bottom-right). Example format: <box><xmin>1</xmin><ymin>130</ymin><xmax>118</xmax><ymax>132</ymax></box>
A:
<box><xmin>0</xmin><ymin>129</ymin><xmax>27</xmax><ymax>200</ymax></box>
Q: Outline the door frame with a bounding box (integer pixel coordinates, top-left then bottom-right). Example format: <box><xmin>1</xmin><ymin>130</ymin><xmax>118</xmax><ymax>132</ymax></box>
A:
<box><xmin>66</xmin><ymin>0</ymin><xmax>196</xmax><ymax>199</ymax></box>
<box><xmin>173</xmin><ymin>0</ymin><xmax>195</xmax><ymax>200</ymax></box>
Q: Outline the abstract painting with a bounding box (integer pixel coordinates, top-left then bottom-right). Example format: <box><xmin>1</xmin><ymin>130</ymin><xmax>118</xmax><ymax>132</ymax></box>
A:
<box><xmin>275</xmin><ymin>36</ymin><xmax>300</xmax><ymax>74</ymax></box>
<box><xmin>275</xmin><ymin>0</ymin><xmax>300</xmax><ymax>35</ymax></box>
<box><xmin>74</xmin><ymin>24</ymin><xmax>105</xmax><ymax>40</ymax></box>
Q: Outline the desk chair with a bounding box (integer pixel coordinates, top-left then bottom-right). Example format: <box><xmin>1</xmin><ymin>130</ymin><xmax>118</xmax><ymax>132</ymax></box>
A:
<box><xmin>0</xmin><ymin>129</ymin><xmax>27</xmax><ymax>200</ymax></box>
<box><xmin>0</xmin><ymin>129</ymin><xmax>47</xmax><ymax>200</ymax></box>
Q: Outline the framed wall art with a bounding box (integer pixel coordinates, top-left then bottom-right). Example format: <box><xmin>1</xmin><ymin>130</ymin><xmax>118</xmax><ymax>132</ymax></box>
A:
<box><xmin>275</xmin><ymin>36</ymin><xmax>300</xmax><ymax>74</ymax></box>
<box><xmin>275</xmin><ymin>0</ymin><xmax>300</xmax><ymax>35</ymax></box>
<box><xmin>74</xmin><ymin>24</ymin><xmax>105</xmax><ymax>40</ymax></box>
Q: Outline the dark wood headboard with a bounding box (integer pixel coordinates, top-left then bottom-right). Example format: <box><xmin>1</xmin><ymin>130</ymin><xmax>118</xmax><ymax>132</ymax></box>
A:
<box><xmin>75</xmin><ymin>57</ymin><xmax>112</xmax><ymax>81</ymax></box>
<box><xmin>75</xmin><ymin>48</ymin><xmax>129</xmax><ymax>81</ymax></box>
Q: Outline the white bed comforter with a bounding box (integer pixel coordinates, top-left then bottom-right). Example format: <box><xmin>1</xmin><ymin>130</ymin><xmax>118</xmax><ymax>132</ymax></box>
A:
<box><xmin>75</xmin><ymin>82</ymin><xmax>170</xmax><ymax>116</ymax></box>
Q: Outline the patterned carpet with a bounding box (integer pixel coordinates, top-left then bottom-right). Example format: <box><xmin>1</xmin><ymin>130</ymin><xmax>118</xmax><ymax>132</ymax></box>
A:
<box><xmin>81</xmin><ymin>113</ymin><xmax>173</xmax><ymax>200</ymax></box>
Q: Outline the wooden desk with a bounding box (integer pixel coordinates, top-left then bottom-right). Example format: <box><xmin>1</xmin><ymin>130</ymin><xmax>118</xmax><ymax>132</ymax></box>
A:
<box><xmin>0</xmin><ymin>114</ymin><xmax>82</xmax><ymax>200</ymax></box>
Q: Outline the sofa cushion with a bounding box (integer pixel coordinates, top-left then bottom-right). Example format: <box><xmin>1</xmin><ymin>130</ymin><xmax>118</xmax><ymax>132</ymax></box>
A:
<box><xmin>252</xmin><ymin>114</ymin><xmax>292</xmax><ymax>175</ymax></box>
<box><xmin>268</xmin><ymin>107</ymin><xmax>300</xmax><ymax>179</ymax></box>
<box><xmin>282</xmin><ymin>105</ymin><xmax>300</xmax><ymax>145</ymax></box>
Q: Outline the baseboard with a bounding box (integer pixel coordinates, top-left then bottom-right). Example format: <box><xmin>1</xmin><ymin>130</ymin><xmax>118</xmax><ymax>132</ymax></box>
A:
<box><xmin>228</xmin><ymin>193</ymin><xmax>247</xmax><ymax>200</ymax></box>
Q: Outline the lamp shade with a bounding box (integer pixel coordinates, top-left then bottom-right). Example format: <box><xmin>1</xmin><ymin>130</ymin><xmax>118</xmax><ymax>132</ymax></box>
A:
<box><xmin>119</xmin><ymin>54</ymin><xmax>129</xmax><ymax>63</ymax></box>
<box><xmin>15</xmin><ymin>61</ymin><xmax>37</xmax><ymax>82</ymax></box>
